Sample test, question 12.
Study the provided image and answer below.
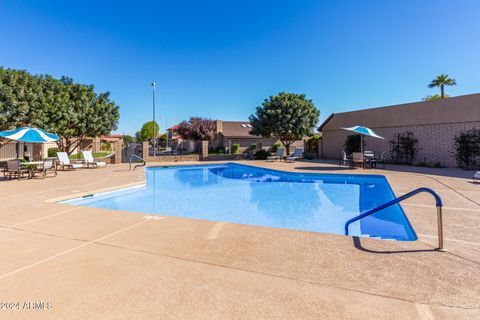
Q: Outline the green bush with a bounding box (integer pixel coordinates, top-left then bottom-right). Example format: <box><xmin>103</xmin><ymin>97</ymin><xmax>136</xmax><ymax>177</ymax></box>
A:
<box><xmin>306</xmin><ymin>135</ymin><xmax>321</xmax><ymax>153</ymax></box>
<box><xmin>303</xmin><ymin>151</ymin><xmax>315</xmax><ymax>160</ymax></box>
<box><xmin>270</xmin><ymin>142</ymin><xmax>281</xmax><ymax>153</ymax></box>
<box><xmin>344</xmin><ymin>135</ymin><xmax>363</xmax><ymax>154</ymax></box>
<box><xmin>47</xmin><ymin>147</ymin><xmax>60</xmax><ymax>157</ymax></box>
<box><xmin>101</xmin><ymin>141</ymin><xmax>112</xmax><ymax>151</ymax></box>
<box><xmin>254</xmin><ymin>149</ymin><xmax>270</xmax><ymax>160</ymax></box>
<box><xmin>210</xmin><ymin>146</ymin><xmax>225</xmax><ymax>154</ymax></box>
<box><xmin>454</xmin><ymin>129</ymin><xmax>480</xmax><ymax>169</ymax></box>
<box><xmin>231</xmin><ymin>144</ymin><xmax>240</xmax><ymax>154</ymax></box>
<box><xmin>250</xmin><ymin>143</ymin><xmax>257</xmax><ymax>151</ymax></box>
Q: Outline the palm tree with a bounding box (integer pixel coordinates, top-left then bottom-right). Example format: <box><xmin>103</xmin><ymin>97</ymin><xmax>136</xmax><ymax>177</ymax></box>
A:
<box><xmin>428</xmin><ymin>74</ymin><xmax>456</xmax><ymax>98</ymax></box>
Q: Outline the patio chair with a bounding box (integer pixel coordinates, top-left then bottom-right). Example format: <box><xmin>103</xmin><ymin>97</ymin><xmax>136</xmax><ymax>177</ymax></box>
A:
<box><xmin>285</xmin><ymin>148</ymin><xmax>303</xmax><ymax>163</ymax></box>
<box><xmin>370</xmin><ymin>151</ymin><xmax>387</xmax><ymax>169</ymax></box>
<box><xmin>363</xmin><ymin>151</ymin><xmax>375</xmax><ymax>167</ymax></box>
<box><xmin>473</xmin><ymin>171</ymin><xmax>480</xmax><ymax>183</ymax></box>
<box><xmin>56</xmin><ymin>152</ymin><xmax>83</xmax><ymax>170</ymax></box>
<box><xmin>34</xmin><ymin>158</ymin><xmax>57</xmax><ymax>178</ymax></box>
<box><xmin>82</xmin><ymin>150</ymin><xmax>107</xmax><ymax>168</ymax></box>
<box><xmin>267</xmin><ymin>148</ymin><xmax>285</xmax><ymax>162</ymax></box>
<box><xmin>0</xmin><ymin>161</ymin><xmax>6</xmax><ymax>179</ymax></box>
<box><xmin>339</xmin><ymin>151</ymin><xmax>353</xmax><ymax>167</ymax></box>
<box><xmin>5</xmin><ymin>160</ymin><xmax>30</xmax><ymax>180</ymax></box>
<box><xmin>352</xmin><ymin>152</ymin><xmax>365</xmax><ymax>168</ymax></box>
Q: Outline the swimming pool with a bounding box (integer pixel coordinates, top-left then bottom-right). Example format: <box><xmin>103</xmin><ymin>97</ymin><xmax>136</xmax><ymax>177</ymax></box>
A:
<box><xmin>63</xmin><ymin>163</ymin><xmax>417</xmax><ymax>241</ymax></box>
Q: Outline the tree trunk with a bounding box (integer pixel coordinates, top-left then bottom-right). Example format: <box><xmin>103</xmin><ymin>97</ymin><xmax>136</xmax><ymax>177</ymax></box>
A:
<box><xmin>284</xmin><ymin>143</ymin><xmax>291</xmax><ymax>155</ymax></box>
<box><xmin>441</xmin><ymin>84</ymin><xmax>444</xmax><ymax>98</ymax></box>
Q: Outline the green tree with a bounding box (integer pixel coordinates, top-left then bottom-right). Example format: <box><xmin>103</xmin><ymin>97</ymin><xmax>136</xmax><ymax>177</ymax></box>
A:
<box><xmin>139</xmin><ymin>121</ymin><xmax>160</xmax><ymax>142</ymax></box>
<box><xmin>135</xmin><ymin>131</ymin><xmax>142</xmax><ymax>142</ymax></box>
<box><xmin>428</xmin><ymin>74</ymin><xmax>456</xmax><ymax>99</ymax></box>
<box><xmin>422</xmin><ymin>94</ymin><xmax>450</xmax><ymax>101</ymax></box>
<box><xmin>249</xmin><ymin>92</ymin><xmax>320</xmax><ymax>154</ymax></box>
<box><xmin>122</xmin><ymin>135</ymin><xmax>135</xmax><ymax>143</ymax></box>
<box><xmin>46</xmin><ymin>77</ymin><xmax>120</xmax><ymax>154</ymax></box>
<box><xmin>0</xmin><ymin>67</ymin><xmax>120</xmax><ymax>154</ymax></box>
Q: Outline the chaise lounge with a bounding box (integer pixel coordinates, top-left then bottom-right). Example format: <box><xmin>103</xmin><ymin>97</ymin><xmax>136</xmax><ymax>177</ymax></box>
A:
<box><xmin>56</xmin><ymin>152</ymin><xmax>83</xmax><ymax>170</ymax></box>
<box><xmin>285</xmin><ymin>148</ymin><xmax>303</xmax><ymax>163</ymax></box>
<box><xmin>34</xmin><ymin>158</ymin><xmax>57</xmax><ymax>178</ymax></box>
<box><xmin>267</xmin><ymin>148</ymin><xmax>285</xmax><ymax>162</ymax></box>
<box><xmin>82</xmin><ymin>150</ymin><xmax>107</xmax><ymax>168</ymax></box>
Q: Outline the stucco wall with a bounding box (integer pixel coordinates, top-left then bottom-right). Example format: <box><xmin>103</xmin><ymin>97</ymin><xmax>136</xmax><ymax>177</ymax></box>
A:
<box><xmin>320</xmin><ymin>94</ymin><xmax>480</xmax><ymax>167</ymax></box>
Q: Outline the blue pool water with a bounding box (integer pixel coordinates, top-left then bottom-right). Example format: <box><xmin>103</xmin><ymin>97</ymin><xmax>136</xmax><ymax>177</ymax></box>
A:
<box><xmin>63</xmin><ymin>163</ymin><xmax>417</xmax><ymax>241</ymax></box>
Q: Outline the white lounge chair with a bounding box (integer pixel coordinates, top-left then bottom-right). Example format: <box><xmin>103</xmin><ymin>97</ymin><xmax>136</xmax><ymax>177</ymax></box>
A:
<box><xmin>285</xmin><ymin>148</ymin><xmax>303</xmax><ymax>163</ymax></box>
<box><xmin>56</xmin><ymin>152</ymin><xmax>83</xmax><ymax>170</ymax></box>
<box><xmin>267</xmin><ymin>148</ymin><xmax>285</xmax><ymax>162</ymax></box>
<box><xmin>473</xmin><ymin>171</ymin><xmax>480</xmax><ymax>183</ymax></box>
<box><xmin>82</xmin><ymin>150</ymin><xmax>107</xmax><ymax>168</ymax></box>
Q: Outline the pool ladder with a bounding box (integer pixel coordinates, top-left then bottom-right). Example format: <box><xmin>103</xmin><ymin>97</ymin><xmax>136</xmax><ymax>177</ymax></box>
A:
<box><xmin>345</xmin><ymin>188</ymin><xmax>445</xmax><ymax>251</ymax></box>
<box><xmin>129</xmin><ymin>154</ymin><xmax>146</xmax><ymax>171</ymax></box>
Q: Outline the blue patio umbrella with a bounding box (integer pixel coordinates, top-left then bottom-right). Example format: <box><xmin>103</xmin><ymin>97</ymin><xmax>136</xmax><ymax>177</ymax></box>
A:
<box><xmin>341</xmin><ymin>125</ymin><xmax>384</xmax><ymax>155</ymax></box>
<box><xmin>0</xmin><ymin>127</ymin><xmax>60</xmax><ymax>158</ymax></box>
<box><xmin>0</xmin><ymin>127</ymin><xmax>60</xmax><ymax>143</ymax></box>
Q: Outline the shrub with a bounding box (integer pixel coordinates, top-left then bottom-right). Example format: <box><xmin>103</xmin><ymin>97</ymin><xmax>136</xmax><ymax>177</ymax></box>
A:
<box><xmin>306</xmin><ymin>135</ymin><xmax>321</xmax><ymax>154</ymax></box>
<box><xmin>303</xmin><ymin>151</ymin><xmax>315</xmax><ymax>160</ymax></box>
<box><xmin>231</xmin><ymin>144</ymin><xmax>240</xmax><ymax>154</ymax></box>
<box><xmin>101</xmin><ymin>141</ymin><xmax>112</xmax><ymax>151</ymax></box>
<box><xmin>344</xmin><ymin>135</ymin><xmax>363</xmax><ymax>154</ymax></box>
<box><xmin>270</xmin><ymin>142</ymin><xmax>281</xmax><ymax>153</ymax></box>
<box><xmin>47</xmin><ymin>147</ymin><xmax>60</xmax><ymax>157</ymax></box>
<box><xmin>210</xmin><ymin>146</ymin><xmax>225</xmax><ymax>154</ymax></box>
<box><xmin>250</xmin><ymin>143</ymin><xmax>257</xmax><ymax>151</ymax></box>
<box><xmin>254</xmin><ymin>149</ymin><xmax>270</xmax><ymax>160</ymax></box>
<box><xmin>454</xmin><ymin>129</ymin><xmax>480</xmax><ymax>169</ymax></box>
<box><xmin>432</xmin><ymin>161</ymin><xmax>441</xmax><ymax>168</ymax></box>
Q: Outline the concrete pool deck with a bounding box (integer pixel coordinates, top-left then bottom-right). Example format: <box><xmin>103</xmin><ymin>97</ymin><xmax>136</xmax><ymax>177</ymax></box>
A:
<box><xmin>0</xmin><ymin>160</ymin><xmax>479</xmax><ymax>319</ymax></box>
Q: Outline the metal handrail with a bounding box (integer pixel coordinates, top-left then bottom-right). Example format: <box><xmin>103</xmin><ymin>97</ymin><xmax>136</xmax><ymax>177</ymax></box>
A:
<box><xmin>345</xmin><ymin>187</ymin><xmax>445</xmax><ymax>251</ymax></box>
<box><xmin>129</xmin><ymin>154</ymin><xmax>146</xmax><ymax>171</ymax></box>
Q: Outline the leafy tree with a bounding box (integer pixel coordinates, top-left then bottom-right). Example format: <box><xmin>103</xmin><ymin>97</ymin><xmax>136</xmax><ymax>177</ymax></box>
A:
<box><xmin>0</xmin><ymin>67</ymin><xmax>120</xmax><ymax>154</ymax></box>
<box><xmin>45</xmin><ymin>77</ymin><xmax>120</xmax><ymax>154</ymax></box>
<box><xmin>135</xmin><ymin>131</ymin><xmax>142</xmax><ymax>142</ymax></box>
<box><xmin>422</xmin><ymin>94</ymin><xmax>450</xmax><ymax>101</ymax></box>
<box><xmin>249</xmin><ymin>92</ymin><xmax>319</xmax><ymax>154</ymax></box>
<box><xmin>428</xmin><ymin>74</ymin><xmax>456</xmax><ymax>99</ymax></box>
<box><xmin>344</xmin><ymin>135</ymin><xmax>363</xmax><ymax>153</ymax></box>
<box><xmin>139</xmin><ymin>121</ymin><xmax>159</xmax><ymax>142</ymax></box>
<box><xmin>176</xmin><ymin>117</ymin><xmax>216</xmax><ymax>141</ymax></box>
<box><xmin>122</xmin><ymin>135</ymin><xmax>135</xmax><ymax>143</ymax></box>
<box><xmin>0</xmin><ymin>68</ymin><xmax>48</xmax><ymax>130</ymax></box>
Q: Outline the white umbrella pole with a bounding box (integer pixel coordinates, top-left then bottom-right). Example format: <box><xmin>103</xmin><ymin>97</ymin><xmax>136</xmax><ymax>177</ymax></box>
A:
<box><xmin>360</xmin><ymin>134</ymin><xmax>363</xmax><ymax>155</ymax></box>
<box><xmin>360</xmin><ymin>135</ymin><xmax>364</xmax><ymax>169</ymax></box>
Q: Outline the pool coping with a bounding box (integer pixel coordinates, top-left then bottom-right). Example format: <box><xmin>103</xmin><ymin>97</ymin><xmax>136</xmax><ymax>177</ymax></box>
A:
<box><xmin>45</xmin><ymin>181</ymin><xmax>146</xmax><ymax>203</ymax></box>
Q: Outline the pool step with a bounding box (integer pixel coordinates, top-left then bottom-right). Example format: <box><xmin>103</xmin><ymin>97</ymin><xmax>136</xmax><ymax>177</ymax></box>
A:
<box><xmin>360</xmin><ymin>234</ymin><xmax>395</xmax><ymax>241</ymax></box>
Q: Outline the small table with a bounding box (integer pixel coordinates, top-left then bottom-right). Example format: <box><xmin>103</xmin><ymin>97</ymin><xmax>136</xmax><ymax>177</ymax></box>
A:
<box><xmin>364</xmin><ymin>155</ymin><xmax>378</xmax><ymax>168</ymax></box>
<box><xmin>20</xmin><ymin>161</ymin><xmax>44</xmax><ymax>178</ymax></box>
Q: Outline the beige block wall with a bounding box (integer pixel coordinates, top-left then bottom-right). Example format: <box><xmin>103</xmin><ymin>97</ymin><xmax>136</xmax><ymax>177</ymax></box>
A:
<box><xmin>321</xmin><ymin>121</ymin><xmax>480</xmax><ymax>167</ymax></box>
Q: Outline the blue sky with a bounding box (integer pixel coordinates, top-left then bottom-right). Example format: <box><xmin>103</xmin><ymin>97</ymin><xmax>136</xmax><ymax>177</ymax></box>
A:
<box><xmin>1</xmin><ymin>1</ymin><xmax>479</xmax><ymax>135</ymax></box>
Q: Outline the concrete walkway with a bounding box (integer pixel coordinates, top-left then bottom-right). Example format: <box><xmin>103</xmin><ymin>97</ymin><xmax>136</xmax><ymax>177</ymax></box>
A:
<box><xmin>0</xmin><ymin>161</ymin><xmax>479</xmax><ymax>319</ymax></box>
